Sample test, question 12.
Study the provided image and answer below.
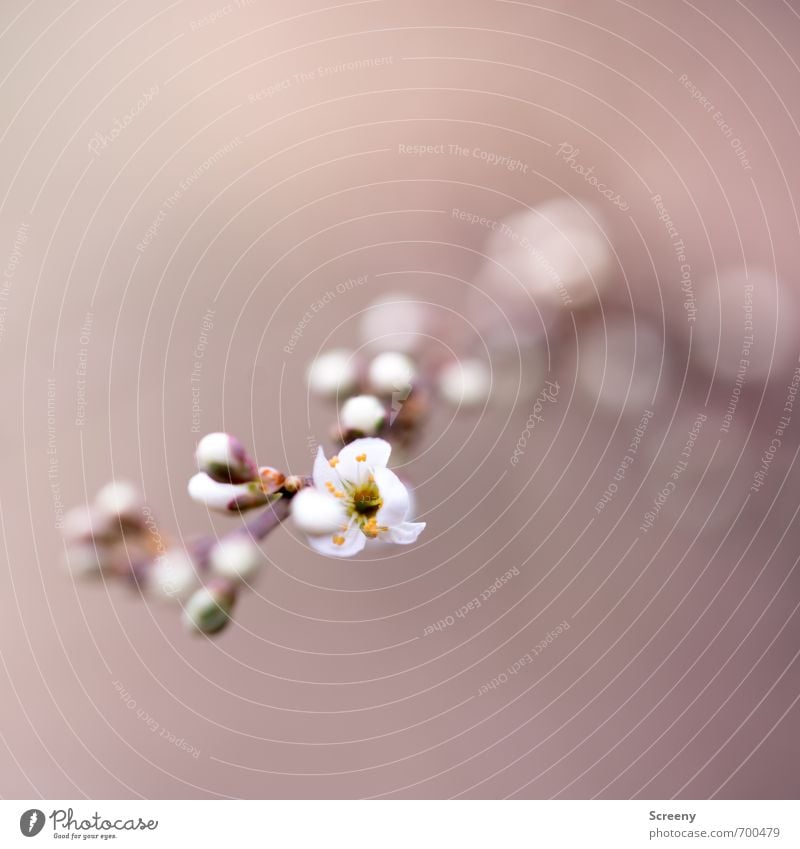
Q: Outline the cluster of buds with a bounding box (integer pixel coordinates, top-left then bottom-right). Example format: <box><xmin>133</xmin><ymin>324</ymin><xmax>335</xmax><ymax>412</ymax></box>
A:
<box><xmin>308</xmin><ymin>344</ymin><xmax>492</xmax><ymax>451</ymax></box>
<box><xmin>62</xmin><ymin>428</ymin><xmax>426</xmax><ymax>636</ymax></box>
<box><xmin>60</xmin><ymin>292</ymin><xmax>506</xmax><ymax>639</ymax></box>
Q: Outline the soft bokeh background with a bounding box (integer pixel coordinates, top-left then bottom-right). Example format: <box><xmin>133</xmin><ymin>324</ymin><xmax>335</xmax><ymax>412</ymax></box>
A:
<box><xmin>1</xmin><ymin>0</ymin><xmax>799</xmax><ymax>799</ymax></box>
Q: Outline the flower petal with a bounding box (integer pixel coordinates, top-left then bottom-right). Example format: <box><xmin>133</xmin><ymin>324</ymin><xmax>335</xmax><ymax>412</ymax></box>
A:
<box><xmin>388</xmin><ymin>521</ymin><xmax>426</xmax><ymax>545</ymax></box>
<box><xmin>312</xmin><ymin>445</ymin><xmax>342</xmax><ymax>491</ymax></box>
<box><xmin>373</xmin><ymin>466</ymin><xmax>410</xmax><ymax>527</ymax></box>
<box><xmin>187</xmin><ymin>473</ymin><xmax>267</xmax><ymax>513</ymax></box>
<box><xmin>338</xmin><ymin>437</ymin><xmax>392</xmax><ymax>481</ymax></box>
<box><xmin>307</xmin><ymin>525</ymin><xmax>366</xmax><ymax>558</ymax></box>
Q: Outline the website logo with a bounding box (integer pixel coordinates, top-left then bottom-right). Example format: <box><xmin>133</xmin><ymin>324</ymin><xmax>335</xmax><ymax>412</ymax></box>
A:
<box><xmin>19</xmin><ymin>809</ymin><xmax>45</xmax><ymax>837</ymax></box>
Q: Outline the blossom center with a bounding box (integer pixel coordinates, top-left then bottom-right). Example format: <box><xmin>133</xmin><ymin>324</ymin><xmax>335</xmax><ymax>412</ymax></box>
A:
<box><xmin>350</xmin><ymin>479</ymin><xmax>382</xmax><ymax>518</ymax></box>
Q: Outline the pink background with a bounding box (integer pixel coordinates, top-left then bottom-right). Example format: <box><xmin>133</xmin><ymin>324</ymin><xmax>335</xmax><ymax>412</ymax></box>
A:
<box><xmin>1</xmin><ymin>0</ymin><xmax>799</xmax><ymax>798</ymax></box>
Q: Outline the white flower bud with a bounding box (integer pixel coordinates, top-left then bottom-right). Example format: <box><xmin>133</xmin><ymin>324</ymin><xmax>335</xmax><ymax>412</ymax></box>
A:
<box><xmin>149</xmin><ymin>548</ymin><xmax>199</xmax><ymax>601</ymax></box>
<box><xmin>367</xmin><ymin>351</ymin><xmax>416</xmax><ymax>396</ymax></box>
<box><xmin>291</xmin><ymin>488</ymin><xmax>347</xmax><ymax>536</ymax></box>
<box><xmin>340</xmin><ymin>394</ymin><xmax>385</xmax><ymax>435</ymax></box>
<box><xmin>94</xmin><ymin>480</ymin><xmax>144</xmax><ymax>521</ymax></box>
<box><xmin>306</xmin><ymin>349</ymin><xmax>358</xmax><ymax>398</ymax></box>
<box><xmin>187</xmin><ymin>473</ymin><xmax>269</xmax><ymax>513</ymax></box>
<box><xmin>182</xmin><ymin>579</ymin><xmax>237</xmax><ymax>635</ymax></box>
<box><xmin>195</xmin><ymin>432</ymin><xmax>257</xmax><ymax>484</ymax></box>
<box><xmin>209</xmin><ymin>536</ymin><xmax>264</xmax><ymax>582</ymax></box>
<box><xmin>439</xmin><ymin>359</ymin><xmax>491</xmax><ymax>406</ymax></box>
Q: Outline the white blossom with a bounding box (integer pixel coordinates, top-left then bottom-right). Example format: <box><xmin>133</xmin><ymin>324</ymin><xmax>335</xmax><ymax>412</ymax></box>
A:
<box><xmin>304</xmin><ymin>437</ymin><xmax>425</xmax><ymax>557</ymax></box>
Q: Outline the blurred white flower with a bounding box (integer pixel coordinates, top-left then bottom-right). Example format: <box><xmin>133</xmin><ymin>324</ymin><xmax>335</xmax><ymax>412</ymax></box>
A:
<box><xmin>340</xmin><ymin>394</ymin><xmax>385</xmax><ymax>436</ymax></box>
<box><xmin>94</xmin><ymin>480</ymin><xmax>144</xmax><ymax>521</ymax></box>
<box><xmin>439</xmin><ymin>358</ymin><xmax>491</xmax><ymax>407</ymax></box>
<box><xmin>306</xmin><ymin>349</ymin><xmax>358</xmax><ymax>398</ymax></box>
<box><xmin>148</xmin><ymin>548</ymin><xmax>199</xmax><ymax>601</ymax></box>
<box><xmin>209</xmin><ymin>536</ymin><xmax>264</xmax><ymax>582</ymax></box>
<box><xmin>304</xmin><ymin>437</ymin><xmax>425</xmax><ymax>557</ymax></box>
<box><xmin>368</xmin><ymin>351</ymin><xmax>416</xmax><ymax>396</ymax></box>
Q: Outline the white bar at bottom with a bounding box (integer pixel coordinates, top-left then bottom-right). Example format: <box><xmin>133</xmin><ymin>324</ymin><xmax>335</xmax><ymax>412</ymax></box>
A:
<box><xmin>2</xmin><ymin>800</ymin><xmax>797</xmax><ymax>847</ymax></box>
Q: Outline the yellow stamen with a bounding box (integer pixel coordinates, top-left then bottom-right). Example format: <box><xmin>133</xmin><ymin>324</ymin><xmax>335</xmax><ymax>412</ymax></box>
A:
<box><xmin>362</xmin><ymin>517</ymin><xmax>389</xmax><ymax>539</ymax></box>
<box><xmin>329</xmin><ymin>456</ymin><xmax>339</xmax><ymax>468</ymax></box>
<box><xmin>356</xmin><ymin>453</ymin><xmax>367</xmax><ymax>462</ymax></box>
<box><xmin>332</xmin><ymin>535</ymin><xmax>346</xmax><ymax>546</ymax></box>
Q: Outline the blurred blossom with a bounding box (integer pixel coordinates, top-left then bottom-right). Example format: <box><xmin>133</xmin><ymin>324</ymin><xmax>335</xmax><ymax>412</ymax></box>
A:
<box><xmin>577</xmin><ymin>316</ymin><xmax>668</xmax><ymax>414</ymax></box>
<box><xmin>691</xmin><ymin>267</ymin><xmax>798</xmax><ymax>384</ymax></box>
<box><xmin>484</xmin><ymin>199</ymin><xmax>613</xmax><ymax>310</ymax></box>
<box><xmin>306</xmin><ymin>348</ymin><xmax>358</xmax><ymax>398</ymax></box>
<box><xmin>359</xmin><ymin>293</ymin><xmax>430</xmax><ymax>352</ymax></box>
<box><xmin>439</xmin><ymin>358</ymin><xmax>492</xmax><ymax>407</ymax></box>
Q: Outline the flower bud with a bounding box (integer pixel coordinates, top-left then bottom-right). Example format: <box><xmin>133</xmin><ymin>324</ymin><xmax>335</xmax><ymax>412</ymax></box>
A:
<box><xmin>258</xmin><ymin>466</ymin><xmax>285</xmax><ymax>494</ymax></box>
<box><xmin>340</xmin><ymin>394</ymin><xmax>385</xmax><ymax>436</ymax></box>
<box><xmin>439</xmin><ymin>359</ymin><xmax>491</xmax><ymax>407</ymax></box>
<box><xmin>149</xmin><ymin>548</ymin><xmax>199</xmax><ymax>601</ymax></box>
<box><xmin>187</xmin><ymin>473</ymin><xmax>270</xmax><ymax>513</ymax></box>
<box><xmin>367</xmin><ymin>351</ymin><xmax>416</xmax><ymax>396</ymax></box>
<box><xmin>182</xmin><ymin>579</ymin><xmax>237</xmax><ymax>635</ymax></box>
<box><xmin>209</xmin><ymin>536</ymin><xmax>264</xmax><ymax>582</ymax></box>
<box><xmin>195</xmin><ymin>433</ymin><xmax>258</xmax><ymax>484</ymax></box>
<box><xmin>95</xmin><ymin>480</ymin><xmax>144</xmax><ymax>522</ymax></box>
<box><xmin>306</xmin><ymin>349</ymin><xmax>358</xmax><ymax>398</ymax></box>
<box><xmin>291</xmin><ymin>488</ymin><xmax>347</xmax><ymax>536</ymax></box>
